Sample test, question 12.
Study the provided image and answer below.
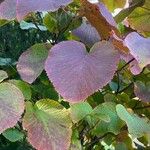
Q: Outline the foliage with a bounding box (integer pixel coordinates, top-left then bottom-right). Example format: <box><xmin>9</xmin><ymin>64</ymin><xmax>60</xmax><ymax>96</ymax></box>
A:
<box><xmin>0</xmin><ymin>0</ymin><xmax>150</xmax><ymax>149</ymax></box>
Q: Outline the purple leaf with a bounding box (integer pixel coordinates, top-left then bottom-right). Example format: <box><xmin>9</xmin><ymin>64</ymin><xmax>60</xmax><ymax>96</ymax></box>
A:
<box><xmin>17</xmin><ymin>43</ymin><xmax>50</xmax><ymax>84</ymax></box>
<box><xmin>72</xmin><ymin>2</ymin><xmax>116</xmax><ymax>46</ymax></box>
<box><xmin>0</xmin><ymin>82</ymin><xmax>24</xmax><ymax>133</ymax></box>
<box><xmin>72</xmin><ymin>21</ymin><xmax>101</xmax><ymax>46</ymax></box>
<box><xmin>16</xmin><ymin>0</ymin><xmax>73</xmax><ymax>21</ymax></box>
<box><xmin>121</xmin><ymin>53</ymin><xmax>142</xmax><ymax>75</ymax></box>
<box><xmin>0</xmin><ymin>0</ymin><xmax>16</xmax><ymax>20</ymax></box>
<box><xmin>134</xmin><ymin>81</ymin><xmax>150</xmax><ymax>102</ymax></box>
<box><xmin>124</xmin><ymin>32</ymin><xmax>150</xmax><ymax>68</ymax></box>
<box><xmin>98</xmin><ymin>2</ymin><xmax>117</xmax><ymax>27</ymax></box>
<box><xmin>45</xmin><ymin>41</ymin><xmax>119</xmax><ymax>103</ymax></box>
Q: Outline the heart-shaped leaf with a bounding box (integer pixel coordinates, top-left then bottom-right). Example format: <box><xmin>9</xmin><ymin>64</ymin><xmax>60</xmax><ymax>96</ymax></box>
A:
<box><xmin>134</xmin><ymin>81</ymin><xmax>150</xmax><ymax>102</ymax></box>
<box><xmin>16</xmin><ymin>0</ymin><xmax>73</xmax><ymax>21</ymax></box>
<box><xmin>45</xmin><ymin>40</ymin><xmax>119</xmax><ymax>103</ymax></box>
<box><xmin>124</xmin><ymin>32</ymin><xmax>150</xmax><ymax>68</ymax></box>
<box><xmin>23</xmin><ymin>99</ymin><xmax>72</xmax><ymax>150</ymax></box>
<box><xmin>0</xmin><ymin>82</ymin><xmax>24</xmax><ymax>133</ymax></box>
<box><xmin>116</xmin><ymin>104</ymin><xmax>150</xmax><ymax>139</ymax></box>
<box><xmin>17</xmin><ymin>43</ymin><xmax>50</xmax><ymax>84</ymax></box>
<box><xmin>0</xmin><ymin>0</ymin><xmax>16</xmax><ymax>20</ymax></box>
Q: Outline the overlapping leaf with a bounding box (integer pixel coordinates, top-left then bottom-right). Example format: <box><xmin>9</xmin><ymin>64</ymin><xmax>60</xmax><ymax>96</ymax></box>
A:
<box><xmin>17</xmin><ymin>43</ymin><xmax>50</xmax><ymax>84</ymax></box>
<box><xmin>127</xmin><ymin>0</ymin><xmax>150</xmax><ymax>33</ymax></box>
<box><xmin>124</xmin><ymin>32</ymin><xmax>150</xmax><ymax>68</ymax></box>
<box><xmin>45</xmin><ymin>41</ymin><xmax>120</xmax><ymax>103</ymax></box>
<box><xmin>23</xmin><ymin>99</ymin><xmax>72</xmax><ymax>150</ymax></box>
<box><xmin>72</xmin><ymin>20</ymin><xmax>100</xmax><ymax>46</ymax></box>
<box><xmin>91</xmin><ymin>102</ymin><xmax>124</xmax><ymax>135</ymax></box>
<box><xmin>0</xmin><ymin>82</ymin><xmax>24</xmax><ymax>133</ymax></box>
<box><xmin>134</xmin><ymin>81</ymin><xmax>150</xmax><ymax>102</ymax></box>
<box><xmin>16</xmin><ymin>0</ymin><xmax>73</xmax><ymax>21</ymax></box>
<box><xmin>116</xmin><ymin>104</ymin><xmax>150</xmax><ymax>138</ymax></box>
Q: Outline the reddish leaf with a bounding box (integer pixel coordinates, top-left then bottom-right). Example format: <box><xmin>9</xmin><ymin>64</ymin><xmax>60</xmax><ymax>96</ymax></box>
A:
<box><xmin>16</xmin><ymin>0</ymin><xmax>73</xmax><ymax>21</ymax></box>
<box><xmin>23</xmin><ymin>99</ymin><xmax>72</xmax><ymax>150</ymax></box>
<box><xmin>45</xmin><ymin>41</ymin><xmax>119</xmax><ymax>103</ymax></box>
<box><xmin>79</xmin><ymin>0</ymin><xmax>118</xmax><ymax>40</ymax></box>
<box><xmin>0</xmin><ymin>82</ymin><xmax>24</xmax><ymax>133</ymax></box>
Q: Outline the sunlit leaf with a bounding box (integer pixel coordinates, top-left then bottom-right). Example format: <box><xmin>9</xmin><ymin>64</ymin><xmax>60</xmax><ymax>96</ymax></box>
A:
<box><xmin>116</xmin><ymin>104</ymin><xmax>150</xmax><ymax>138</ymax></box>
<box><xmin>45</xmin><ymin>40</ymin><xmax>119</xmax><ymax>103</ymax></box>
<box><xmin>70</xmin><ymin>101</ymin><xmax>92</xmax><ymax>123</ymax></box>
<box><xmin>23</xmin><ymin>99</ymin><xmax>72</xmax><ymax>150</ymax></box>
<box><xmin>17</xmin><ymin>43</ymin><xmax>50</xmax><ymax>84</ymax></box>
<box><xmin>0</xmin><ymin>82</ymin><xmax>24</xmax><ymax>134</ymax></box>
<box><xmin>124</xmin><ymin>32</ymin><xmax>150</xmax><ymax>68</ymax></box>
<box><xmin>128</xmin><ymin>0</ymin><xmax>150</xmax><ymax>33</ymax></box>
<box><xmin>100</xmin><ymin>0</ymin><xmax>126</xmax><ymax>12</ymax></box>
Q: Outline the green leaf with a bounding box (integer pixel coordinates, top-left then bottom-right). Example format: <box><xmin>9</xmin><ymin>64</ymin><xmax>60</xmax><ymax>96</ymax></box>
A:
<box><xmin>0</xmin><ymin>70</ymin><xmax>8</xmax><ymax>82</ymax></box>
<box><xmin>2</xmin><ymin>128</ymin><xmax>24</xmax><ymax>142</ymax></box>
<box><xmin>70</xmin><ymin>101</ymin><xmax>92</xmax><ymax>123</ymax></box>
<box><xmin>91</xmin><ymin>102</ymin><xmax>124</xmax><ymax>135</ymax></box>
<box><xmin>23</xmin><ymin>99</ymin><xmax>72</xmax><ymax>150</ymax></box>
<box><xmin>70</xmin><ymin>129</ymin><xmax>82</xmax><ymax>150</ymax></box>
<box><xmin>8</xmin><ymin>80</ymin><xmax>32</xmax><ymax>100</ymax></box>
<box><xmin>100</xmin><ymin>0</ymin><xmax>126</xmax><ymax>12</ymax></box>
<box><xmin>116</xmin><ymin>104</ymin><xmax>150</xmax><ymax>138</ymax></box>
<box><xmin>128</xmin><ymin>0</ymin><xmax>150</xmax><ymax>33</ymax></box>
<box><xmin>43</xmin><ymin>13</ymin><xmax>57</xmax><ymax>32</ymax></box>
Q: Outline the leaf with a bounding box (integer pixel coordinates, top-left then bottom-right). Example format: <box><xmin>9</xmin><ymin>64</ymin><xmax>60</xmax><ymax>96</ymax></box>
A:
<box><xmin>70</xmin><ymin>129</ymin><xmax>82</xmax><ymax>150</ymax></box>
<box><xmin>124</xmin><ymin>32</ymin><xmax>150</xmax><ymax>68</ymax></box>
<box><xmin>45</xmin><ymin>40</ymin><xmax>119</xmax><ymax>103</ymax></box>
<box><xmin>134</xmin><ymin>81</ymin><xmax>150</xmax><ymax>102</ymax></box>
<box><xmin>17</xmin><ymin>43</ymin><xmax>50</xmax><ymax>84</ymax></box>
<box><xmin>72</xmin><ymin>20</ymin><xmax>101</xmax><ymax>46</ymax></box>
<box><xmin>2</xmin><ymin>128</ymin><xmax>24</xmax><ymax>142</ymax></box>
<box><xmin>16</xmin><ymin>0</ymin><xmax>73</xmax><ymax>21</ymax></box>
<box><xmin>0</xmin><ymin>0</ymin><xmax>16</xmax><ymax>20</ymax></box>
<box><xmin>127</xmin><ymin>0</ymin><xmax>150</xmax><ymax>33</ymax></box>
<box><xmin>70</xmin><ymin>101</ymin><xmax>92</xmax><ymax>123</ymax></box>
<box><xmin>8</xmin><ymin>80</ymin><xmax>32</xmax><ymax>100</ymax></box>
<box><xmin>0</xmin><ymin>70</ymin><xmax>8</xmax><ymax>82</ymax></box>
<box><xmin>23</xmin><ymin>99</ymin><xmax>72</xmax><ymax>150</ymax></box>
<box><xmin>121</xmin><ymin>53</ymin><xmax>142</xmax><ymax>75</ymax></box>
<box><xmin>20</xmin><ymin>21</ymin><xmax>47</xmax><ymax>31</ymax></box>
<box><xmin>116</xmin><ymin>104</ymin><xmax>150</xmax><ymax>139</ymax></box>
<box><xmin>79</xmin><ymin>0</ymin><xmax>117</xmax><ymax>40</ymax></box>
<box><xmin>91</xmin><ymin>102</ymin><xmax>124</xmax><ymax>135</ymax></box>
<box><xmin>0</xmin><ymin>82</ymin><xmax>24</xmax><ymax>134</ymax></box>
<box><xmin>100</xmin><ymin>0</ymin><xmax>126</xmax><ymax>12</ymax></box>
